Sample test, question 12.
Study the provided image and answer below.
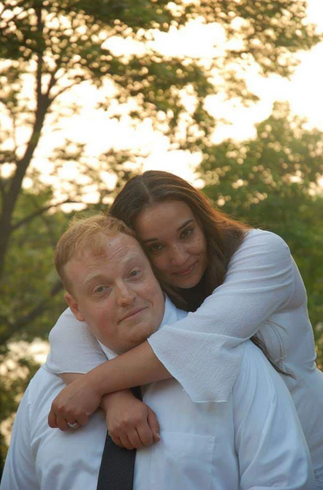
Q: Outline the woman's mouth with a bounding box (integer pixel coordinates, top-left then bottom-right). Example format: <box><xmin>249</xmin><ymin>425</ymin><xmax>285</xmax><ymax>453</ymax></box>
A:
<box><xmin>172</xmin><ymin>262</ymin><xmax>197</xmax><ymax>277</ymax></box>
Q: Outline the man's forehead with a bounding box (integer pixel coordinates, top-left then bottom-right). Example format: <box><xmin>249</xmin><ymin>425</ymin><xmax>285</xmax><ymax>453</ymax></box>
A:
<box><xmin>76</xmin><ymin>232</ymin><xmax>142</xmax><ymax>259</ymax></box>
<box><xmin>68</xmin><ymin>233</ymin><xmax>147</xmax><ymax>274</ymax></box>
<box><xmin>100</xmin><ymin>234</ymin><xmax>147</xmax><ymax>265</ymax></box>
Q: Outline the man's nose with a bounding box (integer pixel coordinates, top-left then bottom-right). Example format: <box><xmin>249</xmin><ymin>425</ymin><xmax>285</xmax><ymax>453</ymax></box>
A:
<box><xmin>116</xmin><ymin>282</ymin><xmax>136</xmax><ymax>306</ymax></box>
<box><xmin>169</xmin><ymin>244</ymin><xmax>188</xmax><ymax>266</ymax></box>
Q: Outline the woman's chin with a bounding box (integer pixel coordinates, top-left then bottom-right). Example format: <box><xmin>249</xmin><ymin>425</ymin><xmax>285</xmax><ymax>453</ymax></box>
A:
<box><xmin>170</xmin><ymin>273</ymin><xmax>203</xmax><ymax>290</ymax></box>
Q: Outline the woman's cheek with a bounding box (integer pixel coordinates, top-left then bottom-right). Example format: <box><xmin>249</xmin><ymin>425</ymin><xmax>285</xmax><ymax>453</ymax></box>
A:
<box><xmin>152</xmin><ymin>256</ymin><xmax>168</xmax><ymax>275</ymax></box>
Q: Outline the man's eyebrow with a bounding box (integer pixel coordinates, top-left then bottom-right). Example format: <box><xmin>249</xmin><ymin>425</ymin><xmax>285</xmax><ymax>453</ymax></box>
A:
<box><xmin>142</xmin><ymin>219</ymin><xmax>194</xmax><ymax>244</ymax></box>
<box><xmin>84</xmin><ymin>273</ymin><xmax>108</xmax><ymax>287</ymax></box>
<box><xmin>83</xmin><ymin>255</ymin><xmax>146</xmax><ymax>286</ymax></box>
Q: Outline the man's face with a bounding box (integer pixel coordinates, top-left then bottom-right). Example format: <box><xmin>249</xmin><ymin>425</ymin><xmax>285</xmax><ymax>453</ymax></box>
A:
<box><xmin>65</xmin><ymin>233</ymin><xmax>165</xmax><ymax>354</ymax></box>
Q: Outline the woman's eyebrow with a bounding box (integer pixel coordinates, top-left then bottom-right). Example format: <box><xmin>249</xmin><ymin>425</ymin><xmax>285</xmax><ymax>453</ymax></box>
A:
<box><xmin>178</xmin><ymin>219</ymin><xmax>194</xmax><ymax>231</ymax></box>
<box><xmin>142</xmin><ymin>237</ymin><xmax>159</xmax><ymax>244</ymax></box>
<box><xmin>142</xmin><ymin>219</ymin><xmax>194</xmax><ymax>244</ymax></box>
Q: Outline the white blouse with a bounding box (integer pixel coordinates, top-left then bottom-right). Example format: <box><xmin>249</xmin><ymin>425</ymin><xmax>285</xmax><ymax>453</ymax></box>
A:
<box><xmin>45</xmin><ymin>229</ymin><xmax>323</xmax><ymax>482</ymax></box>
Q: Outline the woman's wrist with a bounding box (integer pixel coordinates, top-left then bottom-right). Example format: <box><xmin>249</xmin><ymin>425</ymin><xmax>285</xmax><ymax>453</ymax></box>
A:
<box><xmin>84</xmin><ymin>361</ymin><xmax>114</xmax><ymax>397</ymax></box>
<box><xmin>100</xmin><ymin>390</ymin><xmax>133</xmax><ymax>412</ymax></box>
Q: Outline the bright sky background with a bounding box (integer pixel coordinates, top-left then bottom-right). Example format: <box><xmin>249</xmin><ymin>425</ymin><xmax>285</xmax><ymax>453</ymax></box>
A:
<box><xmin>25</xmin><ymin>0</ymin><xmax>323</xmax><ymax>196</ymax></box>
<box><xmin>137</xmin><ymin>0</ymin><xmax>323</xmax><ymax>181</ymax></box>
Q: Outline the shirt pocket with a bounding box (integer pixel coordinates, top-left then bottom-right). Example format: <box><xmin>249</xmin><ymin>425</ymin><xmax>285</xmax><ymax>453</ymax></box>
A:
<box><xmin>149</xmin><ymin>432</ymin><xmax>215</xmax><ymax>490</ymax></box>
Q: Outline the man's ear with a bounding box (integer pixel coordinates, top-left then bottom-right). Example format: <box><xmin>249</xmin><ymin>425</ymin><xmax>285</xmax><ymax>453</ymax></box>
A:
<box><xmin>65</xmin><ymin>292</ymin><xmax>85</xmax><ymax>322</ymax></box>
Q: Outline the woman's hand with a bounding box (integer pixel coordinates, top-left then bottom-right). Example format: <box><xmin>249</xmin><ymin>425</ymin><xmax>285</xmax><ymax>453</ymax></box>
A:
<box><xmin>102</xmin><ymin>390</ymin><xmax>160</xmax><ymax>449</ymax></box>
<box><xmin>48</xmin><ymin>375</ymin><xmax>102</xmax><ymax>430</ymax></box>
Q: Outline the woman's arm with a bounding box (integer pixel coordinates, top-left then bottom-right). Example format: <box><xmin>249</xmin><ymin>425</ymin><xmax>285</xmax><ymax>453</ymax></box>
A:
<box><xmin>49</xmin><ymin>345</ymin><xmax>163</xmax><ymax>449</ymax></box>
<box><xmin>48</xmin><ymin>340</ymin><xmax>171</xmax><ymax>428</ymax></box>
<box><xmin>45</xmin><ymin>308</ymin><xmax>107</xmax><ymax>375</ymax></box>
<box><xmin>50</xmin><ymin>376</ymin><xmax>161</xmax><ymax>449</ymax></box>
<box><xmin>48</xmin><ymin>230</ymin><xmax>295</xmax><ymax>427</ymax></box>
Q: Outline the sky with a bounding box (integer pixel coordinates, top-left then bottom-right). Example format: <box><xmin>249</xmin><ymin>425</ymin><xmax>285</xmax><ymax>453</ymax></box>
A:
<box><xmin>46</xmin><ymin>0</ymin><xmax>323</xmax><ymax>190</ymax></box>
<box><xmin>141</xmin><ymin>0</ymin><xmax>323</xmax><ymax>183</ymax></box>
<box><xmin>17</xmin><ymin>0</ymin><xmax>323</xmax><ymax>199</ymax></box>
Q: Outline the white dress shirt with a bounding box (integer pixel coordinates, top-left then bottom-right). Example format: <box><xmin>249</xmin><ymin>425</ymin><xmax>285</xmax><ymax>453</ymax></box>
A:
<box><xmin>2</xmin><ymin>298</ymin><xmax>316</xmax><ymax>490</ymax></box>
<box><xmin>46</xmin><ymin>229</ymin><xmax>323</xmax><ymax>485</ymax></box>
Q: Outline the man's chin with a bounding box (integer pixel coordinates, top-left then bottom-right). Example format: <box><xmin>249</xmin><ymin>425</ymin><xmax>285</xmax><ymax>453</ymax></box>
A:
<box><xmin>125</xmin><ymin>325</ymin><xmax>156</xmax><ymax>349</ymax></box>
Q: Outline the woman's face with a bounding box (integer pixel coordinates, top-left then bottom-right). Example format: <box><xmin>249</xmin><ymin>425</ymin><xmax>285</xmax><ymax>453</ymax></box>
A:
<box><xmin>134</xmin><ymin>200</ymin><xmax>208</xmax><ymax>289</ymax></box>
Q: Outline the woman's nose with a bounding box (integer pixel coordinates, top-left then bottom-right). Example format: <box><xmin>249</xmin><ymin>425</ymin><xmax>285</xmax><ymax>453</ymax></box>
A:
<box><xmin>169</xmin><ymin>244</ymin><xmax>188</xmax><ymax>266</ymax></box>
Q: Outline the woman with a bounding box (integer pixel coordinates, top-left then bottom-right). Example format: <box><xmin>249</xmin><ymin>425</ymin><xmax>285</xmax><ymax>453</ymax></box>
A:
<box><xmin>46</xmin><ymin>171</ymin><xmax>323</xmax><ymax>486</ymax></box>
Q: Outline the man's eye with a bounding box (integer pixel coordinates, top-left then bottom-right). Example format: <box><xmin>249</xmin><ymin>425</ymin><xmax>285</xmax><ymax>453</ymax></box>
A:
<box><xmin>129</xmin><ymin>269</ymin><xmax>141</xmax><ymax>278</ymax></box>
<box><xmin>181</xmin><ymin>228</ymin><xmax>193</xmax><ymax>238</ymax></box>
<box><xmin>94</xmin><ymin>285</ymin><xmax>107</xmax><ymax>294</ymax></box>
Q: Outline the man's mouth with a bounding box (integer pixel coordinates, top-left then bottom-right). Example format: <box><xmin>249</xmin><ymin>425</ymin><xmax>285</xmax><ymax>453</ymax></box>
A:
<box><xmin>119</xmin><ymin>307</ymin><xmax>147</xmax><ymax>322</ymax></box>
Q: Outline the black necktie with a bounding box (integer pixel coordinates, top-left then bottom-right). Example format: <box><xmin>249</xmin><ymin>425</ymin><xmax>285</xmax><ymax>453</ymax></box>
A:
<box><xmin>97</xmin><ymin>386</ymin><xmax>142</xmax><ymax>490</ymax></box>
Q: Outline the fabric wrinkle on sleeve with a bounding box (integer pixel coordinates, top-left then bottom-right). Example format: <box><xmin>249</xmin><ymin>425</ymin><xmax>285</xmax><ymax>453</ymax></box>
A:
<box><xmin>148</xmin><ymin>230</ymin><xmax>295</xmax><ymax>402</ymax></box>
<box><xmin>45</xmin><ymin>308</ymin><xmax>107</xmax><ymax>375</ymax></box>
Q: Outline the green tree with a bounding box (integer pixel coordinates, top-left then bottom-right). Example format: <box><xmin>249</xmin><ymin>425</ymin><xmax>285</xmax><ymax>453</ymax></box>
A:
<box><xmin>198</xmin><ymin>102</ymin><xmax>323</xmax><ymax>365</ymax></box>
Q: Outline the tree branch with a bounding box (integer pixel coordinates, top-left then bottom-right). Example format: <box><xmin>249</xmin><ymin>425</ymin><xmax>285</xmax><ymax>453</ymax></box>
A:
<box><xmin>6</xmin><ymin>106</ymin><xmax>19</xmax><ymax>158</ymax></box>
<box><xmin>49</xmin><ymin>79</ymin><xmax>87</xmax><ymax>103</ymax></box>
<box><xmin>11</xmin><ymin>199</ymin><xmax>79</xmax><ymax>231</ymax></box>
<box><xmin>45</xmin><ymin>70</ymin><xmax>58</xmax><ymax>98</ymax></box>
<box><xmin>44</xmin><ymin>52</ymin><xmax>66</xmax><ymax>99</ymax></box>
<box><xmin>35</xmin><ymin>4</ymin><xmax>44</xmax><ymax>104</ymax></box>
<box><xmin>0</xmin><ymin>280</ymin><xmax>63</xmax><ymax>345</ymax></box>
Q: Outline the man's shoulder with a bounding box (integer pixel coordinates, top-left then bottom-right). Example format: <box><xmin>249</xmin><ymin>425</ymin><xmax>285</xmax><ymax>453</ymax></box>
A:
<box><xmin>25</xmin><ymin>366</ymin><xmax>65</xmax><ymax>409</ymax></box>
<box><xmin>163</xmin><ymin>296</ymin><xmax>188</xmax><ymax>326</ymax></box>
<box><xmin>233</xmin><ymin>341</ymin><xmax>281</xmax><ymax>402</ymax></box>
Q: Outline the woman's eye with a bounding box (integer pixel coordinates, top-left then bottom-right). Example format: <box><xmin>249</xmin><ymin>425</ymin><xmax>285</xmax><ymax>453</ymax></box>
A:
<box><xmin>181</xmin><ymin>228</ymin><xmax>193</xmax><ymax>239</ymax></box>
<box><xmin>148</xmin><ymin>243</ymin><xmax>163</xmax><ymax>254</ymax></box>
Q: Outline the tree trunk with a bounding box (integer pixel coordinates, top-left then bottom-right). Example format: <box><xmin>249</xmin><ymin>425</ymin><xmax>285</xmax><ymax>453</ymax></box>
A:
<box><xmin>0</xmin><ymin>105</ymin><xmax>47</xmax><ymax>281</ymax></box>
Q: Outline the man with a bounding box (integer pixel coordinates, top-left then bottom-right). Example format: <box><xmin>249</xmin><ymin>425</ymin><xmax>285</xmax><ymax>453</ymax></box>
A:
<box><xmin>1</xmin><ymin>214</ymin><xmax>316</xmax><ymax>489</ymax></box>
